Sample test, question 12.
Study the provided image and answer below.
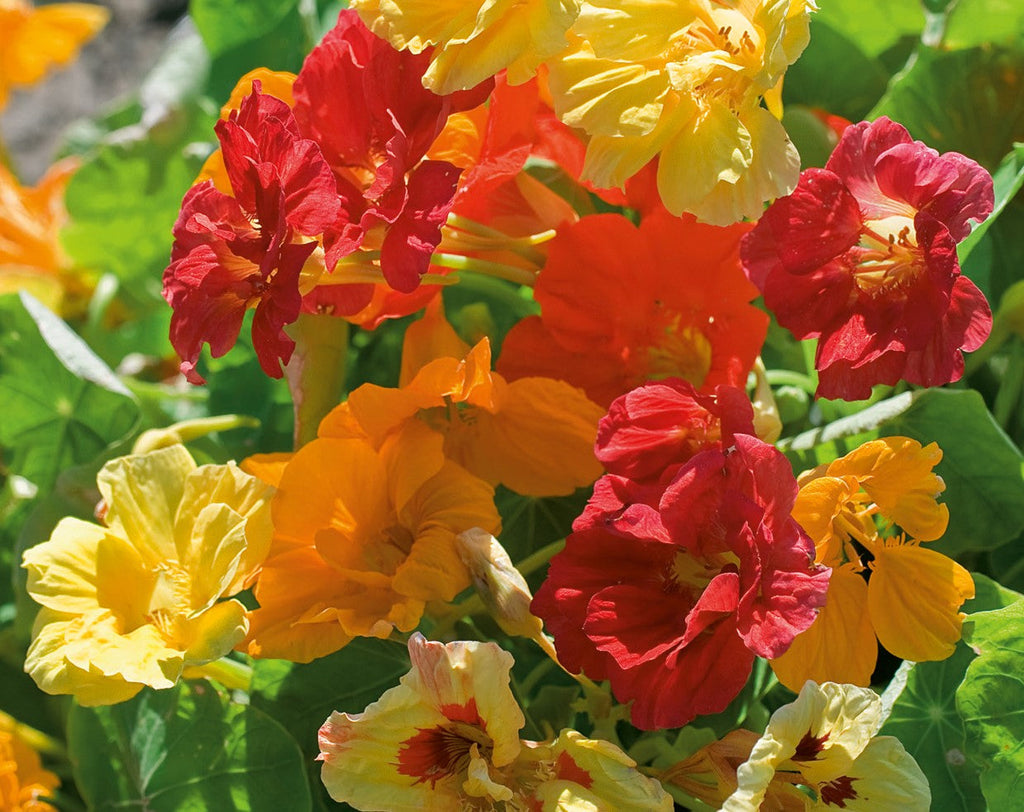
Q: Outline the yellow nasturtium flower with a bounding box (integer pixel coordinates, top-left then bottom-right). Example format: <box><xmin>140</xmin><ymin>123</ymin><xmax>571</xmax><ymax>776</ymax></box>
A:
<box><xmin>722</xmin><ymin>681</ymin><xmax>930</xmax><ymax>811</ymax></box>
<box><xmin>318</xmin><ymin>633</ymin><xmax>673</xmax><ymax>811</ymax></box>
<box><xmin>351</xmin><ymin>0</ymin><xmax>580</xmax><ymax>94</ymax></box>
<box><xmin>771</xmin><ymin>437</ymin><xmax>974</xmax><ymax>689</ymax></box>
<box><xmin>0</xmin><ymin>0</ymin><xmax>108</xmax><ymax>109</ymax></box>
<box><xmin>22</xmin><ymin>445</ymin><xmax>273</xmax><ymax>706</ymax></box>
<box><xmin>546</xmin><ymin>0</ymin><xmax>813</xmax><ymax>225</ymax></box>
<box><xmin>0</xmin><ymin>717</ymin><xmax>60</xmax><ymax>812</ymax></box>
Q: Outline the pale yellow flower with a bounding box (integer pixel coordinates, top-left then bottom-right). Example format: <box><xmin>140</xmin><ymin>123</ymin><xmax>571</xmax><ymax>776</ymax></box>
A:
<box><xmin>351</xmin><ymin>0</ymin><xmax>580</xmax><ymax>94</ymax></box>
<box><xmin>547</xmin><ymin>0</ymin><xmax>813</xmax><ymax>224</ymax></box>
<box><xmin>723</xmin><ymin>681</ymin><xmax>930</xmax><ymax>811</ymax></box>
<box><xmin>318</xmin><ymin>633</ymin><xmax>673</xmax><ymax>811</ymax></box>
<box><xmin>22</xmin><ymin>444</ymin><xmax>273</xmax><ymax>705</ymax></box>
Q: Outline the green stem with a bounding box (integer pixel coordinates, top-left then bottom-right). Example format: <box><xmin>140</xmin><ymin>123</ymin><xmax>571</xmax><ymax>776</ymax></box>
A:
<box><xmin>516</xmin><ymin>538</ymin><xmax>566</xmax><ymax>578</ymax></box>
<box><xmin>183</xmin><ymin>657</ymin><xmax>253</xmax><ymax>693</ymax></box>
<box><xmin>284</xmin><ymin>314</ymin><xmax>350</xmax><ymax>448</ymax></box>
<box><xmin>993</xmin><ymin>337</ymin><xmax>1024</xmax><ymax>429</ymax></box>
<box><xmin>764</xmin><ymin>369</ymin><xmax>817</xmax><ymax>393</ymax></box>
<box><xmin>801</xmin><ymin>337</ymin><xmax>819</xmax><ymax>382</ymax></box>
<box><xmin>0</xmin><ymin>710</ymin><xmax>66</xmax><ymax>760</ymax></box>
<box><xmin>451</xmin><ymin>272</ymin><xmax>539</xmax><ymax>318</ymax></box>
<box><xmin>431</xmin><ymin>253</ymin><xmax>537</xmax><ymax>287</ymax></box>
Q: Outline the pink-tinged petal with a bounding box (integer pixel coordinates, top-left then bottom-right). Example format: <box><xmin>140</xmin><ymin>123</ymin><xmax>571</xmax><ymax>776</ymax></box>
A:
<box><xmin>874</xmin><ymin>143</ymin><xmax>994</xmax><ymax>241</ymax></box>
<box><xmin>379</xmin><ymin>160</ymin><xmax>462</xmax><ymax>292</ymax></box>
<box><xmin>742</xmin><ymin>169</ymin><xmax>862</xmax><ymax>285</ymax></box>
<box><xmin>825</xmin><ymin>117</ymin><xmax>913</xmax><ymax>219</ymax></box>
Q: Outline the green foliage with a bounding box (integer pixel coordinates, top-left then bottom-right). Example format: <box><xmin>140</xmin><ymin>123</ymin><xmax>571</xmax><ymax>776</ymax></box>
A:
<box><xmin>68</xmin><ymin>680</ymin><xmax>311</xmax><ymax>810</ymax></box>
<box><xmin>957</xmin><ymin>597</ymin><xmax>1024</xmax><ymax>809</ymax></box>
<box><xmin>0</xmin><ymin>293</ymin><xmax>138</xmax><ymax>498</ymax></box>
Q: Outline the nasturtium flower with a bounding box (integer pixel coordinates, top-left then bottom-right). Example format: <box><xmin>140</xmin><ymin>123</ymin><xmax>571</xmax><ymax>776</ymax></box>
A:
<box><xmin>742</xmin><ymin>116</ymin><xmax>994</xmax><ymax>400</ymax></box>
<box><xmin>534</xmin><ymin>433</ymin><xmax>829</xmax><ymax>729</ymax></box>
<box><xmin>244</xmin><ymin>423</ymin><xmax>501</xmax><ymax>662</ymax></box>
<box><xmin>319</xmin><ymin>304</ymin><xmax>604</xmax><ymax>497</ymax></box>
<box><xmin>318</xmin><ymin>633</ymin><xmax>673</xmax><ymax>810</ymax></box>
<box><xmin>722</xmin><ymin>681</ymin><xmax>930</xmax><ymax>811</ymax></box>
<box><xmin>163</xmin><ymin>82</ymin><xmax>341</xmax><ymax>383</ymax></box>
<box><xmin>0</xmin><ymin>0</ymin><xmax>108</xmax><ymax>109</ymax></box>
<box><xmin>771</xmin><ymin>437</ymin><xmax>974</xmax><ymax>689</ymax></box>
<box><xmin>351</xmin><ymin>0</ymin><xmax>580</xmax><ymax>95</ymax></box>
<box><xmin>497</xmin><ymin>211</ymin><xmax>768</xmax><ymax>407</ymax></box>
<box><xmin>0</xmin><ymin>158</ymin><xmax>84</xmax><ymax>314</ymax></box>
<box><xmin>22</xmin><ymin>445</ymin><xmax>273</xmax><ymax>706</ymax></box>
<box><xmin>546</xmin><ymin>0</ymin><xmax>813</xmax><ymax>224</ymax></box>
<box><xmin>0</xmin><ymin>717</ymin><xmax>60</xmax><ymax>812</ymax></box>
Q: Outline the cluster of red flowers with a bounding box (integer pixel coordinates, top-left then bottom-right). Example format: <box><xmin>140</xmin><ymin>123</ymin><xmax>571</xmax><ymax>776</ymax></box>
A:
<box><xmin>533</xmin><ymin>380</ymin><xmax>831</xmax><ymax>729</ymax></box>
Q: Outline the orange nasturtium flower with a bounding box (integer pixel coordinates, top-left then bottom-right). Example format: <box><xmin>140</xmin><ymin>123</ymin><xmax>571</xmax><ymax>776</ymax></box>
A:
<box><xmin>244</xmin><ymin>422</ymin><xmax>502</xmax><ymax>662</ymax></box>
<box><xmin>0</xmin><ymin>719</ymin><xmax>59</xmax><ymax>812</ymax></box>
<box><xmin>22</xmin><ymin>445</ymin><xmax>273</xmax><ymax>705</ymax></box>
<box><xmin>0</xmin><ymin>0</ymin><xmax>108</xmax><ymax>108</ymax></box>
<box><xmin>351</xmin><ymin>0</ymin><xmax>580</xmax><ymax>94</ymax></box>
<box><xmin>318</xmin><ymin>303</ymin><xmax>605</xmax><ymax>497</ymax></box>
<box><xmin>319</xmin><ymin>633</ymin><xmax>673</xmax><ymax>811</ymax></box>
<box><xmin>545</xmin><ymin>0</ymin><xmax>813</xmax><ymax>224</ymax></box>
<box><xmin>0</xmin><ymin>159</ymin><xmax>84</xmax><ymax>314</ymax></box>
<box><xmin>721</xmin><ymin>681</ymin><xmax>930</xmax><ymax>810</ymax></box>
<box><xmin>771</xmin><ymin>437</ymin><xmax>975</xmax><ymax>689</ymax></box>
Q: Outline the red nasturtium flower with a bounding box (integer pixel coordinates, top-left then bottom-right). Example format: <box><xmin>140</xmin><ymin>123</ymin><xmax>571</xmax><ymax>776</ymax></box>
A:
<box><xmin>163</xmin><ymin>84</ymin><xmax>340</xmax><ymax>382</ymax></box>
<box><xmin>533</xmin><ymin>383</ymin><xmax>829</xmax><ymax>729</ymax></box>
<box><xmin>742</xmin><ymin>116</ymin><xmax>994</xmax><ymax>400</ymax></box>
<box><xmin>498</xmin><ymin>211</ymin><xmax>768</xmax><ymax>407</ymax></box>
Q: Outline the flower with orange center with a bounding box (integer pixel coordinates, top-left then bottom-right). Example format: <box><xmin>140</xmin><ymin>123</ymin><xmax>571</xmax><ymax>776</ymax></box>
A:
<box><xmin>318</xmin><ymin>633</ymin><xmax>673</xmax><ymax>810</ymax></box>
<box><xmin>318</xmin><ymin>303</ymin><xmax>604</xmax><ymax>498</ymax></box>
<box><xmin>244</xmin><ymin>422</ymin><xmax>501</xmax><ymax>662</ymax></box>
<box><xmin>545</xmin><ymin>0</ymin><xmax>813</xmax><ymax>224</ymax></box>
<box><xmin>497</xmin><ymin>210</ymin><xmax>767</xmax><ymax>408</ymax></box>
<box><xmin>0</xmin><ymin>0</ymin><xmax>108</xmax><ymax>109</ymax></box>
<box><xmin>0</xmin><ymin>158</ymin><xmax>84</xmax><ymax>314</ymax></box>
<box><xmin>0</xmin><ymin>720</ymin><xmax>59</xmax><ymax>812</ymax></box>
<box><xmin>771</xmin><ymin>437</ymin><xmax>975</xmax><ymax>689</ymax></box>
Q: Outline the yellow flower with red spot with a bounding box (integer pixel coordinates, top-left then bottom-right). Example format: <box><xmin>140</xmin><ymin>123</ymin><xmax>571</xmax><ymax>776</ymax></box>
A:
<box><xmin>244</xmin><ymin>422</ymin><xmax>502</xmax><ymax>662</ymax></box>
<box><xmin>22</xmin><ymin>445</ymin><xmax>273</xmax><ymax>705</ymax></box>
<box><xmin>722</xmin><ymin>681</ymin><xmax>930</xmax><ymax>811</ymax></box>
<box><xmin>771</xmin><ymin>437</ymin><xmax>974</xmax><ymax>689</ymax></box>
<box><xmin>351</xmin><ymin>0</ymin><xmax>580</xmax><ymax>94</ymax></box>
<box><xmin>0</xmin><ymin>0</ymin><xmax>108</xmax><ymax>109</ymax></box>
<box><xmin>319</xmin><ymin>303</ymin><xmax>604</xmax><ymax>497</ymax></box>
<box><xmin>318</xmin><ymin>633</ymin><xmax>673</xmax><ymax>810</ymax></box>
<box><xmin>0</xmin><ymin>718</ymin><xmax>59</xmax><ymax>812</ymax></box>
<box><xmin>546</xmin><ymin>0</ymin><xmax>813</xmax><ymax>224</ymax></box>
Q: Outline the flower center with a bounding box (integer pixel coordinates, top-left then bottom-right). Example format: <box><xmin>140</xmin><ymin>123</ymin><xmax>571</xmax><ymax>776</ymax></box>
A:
<box><xmin>397</xmin><ymin>721</ymin><xmax>494</xmax><ymax>788</ymax></box>
<box><xmin>645</xmin><ymin>313</ymin><xmax>713</xmax><ymax>388</ymax></box>
<box><xmin>852</xmin><ymin>215</ymin><xmax>922</xmax><ymax>296</ymax></box>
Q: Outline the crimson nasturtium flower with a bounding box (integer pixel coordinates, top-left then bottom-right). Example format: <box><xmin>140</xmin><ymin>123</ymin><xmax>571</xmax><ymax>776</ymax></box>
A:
<box><xmin>0</xmin><ymin>0</ymin><xmax>108</xmax><ymax>109</ymax></box>
<box><xmin>497</xmin><ymin>211</ymin><xmax>768</xmax><ymax>408</ymax></box>
<box><xmin>533</xmin><ymin>384</ymin><xmax>829</xmax><ymax>729</ymax></box>
<box><xmin>318</xmin><ymin>633</ymin><xmax>673</xmax><ymax>810</ymax></box>
<box><xmin>545</xmin><ymin>0</ymin><xmax>814</xmax><ymax>224</ymax></box>
<box><xmin>243</xmin><ymin>422</ymin><xmax>501</xmax><ymax>662</ymax></box>
<box><xmin>770</xmin><ymin>437</ymin><xmax>975</xmax><ymax>690</ymax></box>
<box><xmin>722</xmin><ymin>681</ymin><xmax>930</xmax><ymax>810</ymax></box>
<box><xmin>22</xmin><ymin>445</ymin><xmax>273</xmax><ymax>706</ymax></box>
<box><xmin>163</xmin><ymin>83</ymin><xmax>341</xmax><ymax>383</ymax></box>
<box><xmin>742</xmin><ymin>116</ymin><xmax>994</xmax><ymax>401</ymax></box>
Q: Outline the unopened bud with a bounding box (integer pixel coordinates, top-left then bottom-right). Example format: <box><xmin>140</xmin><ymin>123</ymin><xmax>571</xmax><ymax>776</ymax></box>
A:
<box><xmin>132</xmin><ymin>414</ymin><xmax>259</xmax><ymax>455</ymax></box>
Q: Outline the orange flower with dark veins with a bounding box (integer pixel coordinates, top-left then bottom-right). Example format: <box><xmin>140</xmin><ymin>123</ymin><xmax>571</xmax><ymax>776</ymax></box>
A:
<box><xmin>497</xmin><ymin>211</ymin><xmax>768</xmax><ymax>407</ymax></box>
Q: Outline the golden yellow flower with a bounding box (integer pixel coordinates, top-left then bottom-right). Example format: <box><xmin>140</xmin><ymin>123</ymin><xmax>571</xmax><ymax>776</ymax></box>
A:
<box><xmin>722</xmin><ymin>681</ymin><xmax>930</xmax><ymax>811</ymax></box>
<box><xmin>547</xmin><ymin>0</ymin><xmax>813</xmax><ymax>224</ymax></box>
<box><xmin>22</xmin><ymin>444</ymin><xmax>273</xmax><ymax>705</ymax></box>
<box><xmin>0</xmin><ymin>159</ymin><xmax>83</xmax><ymax>314</ymax></box>
<box><xmin>351</xmin><ymin>0</ymin><xmax>580</xmax><ymax>94</ymax></box>
<box><xmin>0</xmin><ymin>0</ymin><xmax>108</xmax><ymax>109</ymax></box>
<box><xmin>772</xmin><ymin>437</ymin><xmax>973</xmax><ymax>689</ymax></box>
<box><xmin>0</xmin><ymin>719</ymin><xmax>59</xmax><ymax>812</ymax></box>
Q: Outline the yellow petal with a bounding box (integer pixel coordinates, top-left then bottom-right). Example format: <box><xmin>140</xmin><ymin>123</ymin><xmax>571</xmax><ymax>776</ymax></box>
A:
<box><xmin>180</xmin><ymin>599</ymin><xmax>248</xmax><ymax>665</ymax></box>
<box><xmin>868</xmin><ymin>541</ymin><xmax>974</xmax><ymax>662</ymax></box>
<box><xmin>824</xmin><ymin>735</ymin><xmax>930</xmax><ymax>810</ymax></box>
